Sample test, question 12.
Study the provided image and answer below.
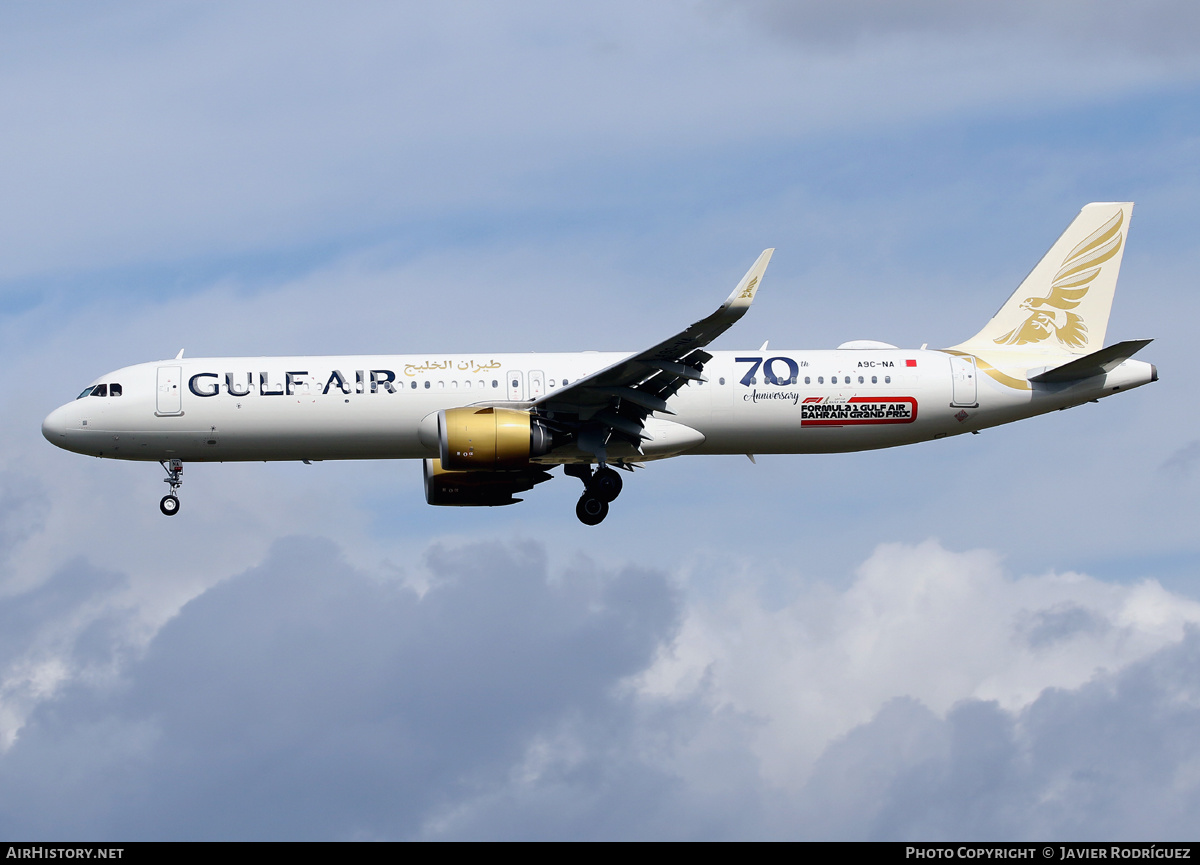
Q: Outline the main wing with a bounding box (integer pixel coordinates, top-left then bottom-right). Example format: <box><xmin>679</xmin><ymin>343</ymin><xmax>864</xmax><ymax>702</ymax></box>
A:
<box><xmin>529</xmin><ymin>249</ymin><xmax>774</xmax><ymax>461</ymax></box>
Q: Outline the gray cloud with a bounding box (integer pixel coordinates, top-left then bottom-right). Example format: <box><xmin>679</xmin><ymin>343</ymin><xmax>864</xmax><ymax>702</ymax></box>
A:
<box><xmin>733</xmin><ymin>0</ymin><xmax>1200</xmax><ymax>57</ymax></box>
<box><xmin>0</xmin><ymin>471</ymin><xmax>48</xmax><ymax>572</ymax></box>
<box><xmin>1161</xmin><ymin>440</ymin><xmax>1200</xmax><ymax>476</ymax></box>
<box><xmin>0</xmin><ymin>536</ymin><xmax>1198</xmax><ymax>839</ymax></box>
<box><xmin>1020</xmin><ymin>602</ymin><xmax>1110</xmax><ymax>649</ymax></box>
<box><xmin>800</xmin><ymin>628</ymin><xmax>1200</xmax><ymax>839</ymax></box>
<box><xmin>0</xmin><ymin>2</ymin><xmax>1190</xmax><ymax>284</ymax></box>
<box><xmin>0</xmin><ymin>537</ymin><xmax>683</xmax><ymax>839</ymax></box>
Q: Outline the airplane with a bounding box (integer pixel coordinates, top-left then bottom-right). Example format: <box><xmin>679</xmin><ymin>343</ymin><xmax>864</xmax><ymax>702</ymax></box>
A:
<box><xmin>42</xmin><ymin>202</ymin><xmax>1156</xmax><ymax>525</ymax></box>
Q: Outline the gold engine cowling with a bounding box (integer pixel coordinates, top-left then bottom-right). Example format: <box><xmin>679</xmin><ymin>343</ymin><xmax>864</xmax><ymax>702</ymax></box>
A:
<box><xmin>438</xmin><ymin>407</ymin><xmax>554</xmax><ymax>470</ymax></box>
<box><xmin>424</xmin><ymin>459</ymin><xmax>554</xmax><ymax>506</ymax></box>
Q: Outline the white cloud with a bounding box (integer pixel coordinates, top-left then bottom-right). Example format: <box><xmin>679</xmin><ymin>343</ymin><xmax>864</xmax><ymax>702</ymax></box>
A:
<box><xmin>639</xmin><ymin>539</ymin><xmax>1200</xmax><ymax>786</ymax></box>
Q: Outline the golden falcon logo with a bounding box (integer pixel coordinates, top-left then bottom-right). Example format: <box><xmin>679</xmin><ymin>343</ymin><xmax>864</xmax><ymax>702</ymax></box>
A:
<box><xmin>994</xmin><ymin>210</ymin><xmax>1124</xmax><ymax>348</ymax></box>
<box><xmin>738</xmin><ymin>276</ymin><xmax>759</xmax><ymax>299</ymax></box>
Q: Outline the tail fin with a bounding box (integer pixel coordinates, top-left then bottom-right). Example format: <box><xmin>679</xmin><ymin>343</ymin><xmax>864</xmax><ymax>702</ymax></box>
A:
<box><xmin>951</xmin><ymin>202</ymin><xmax>1132</xmax><ymax>357</ymax></box>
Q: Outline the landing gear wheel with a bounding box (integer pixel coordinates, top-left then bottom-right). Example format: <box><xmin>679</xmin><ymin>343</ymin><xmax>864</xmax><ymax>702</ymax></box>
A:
<box><xmin>576</xmin><ymin>495</ymin><xmax>609</xmax><ymax>526</ymax></box>
<box><xmin>589</xmin><ymin>466</ymin><xmax>623</xmax><ymax>503</ymax></box>
<box><xmin>160</xmin><ymin>494</ymin><xmax>180</xmax><ymax>516</ymax></box>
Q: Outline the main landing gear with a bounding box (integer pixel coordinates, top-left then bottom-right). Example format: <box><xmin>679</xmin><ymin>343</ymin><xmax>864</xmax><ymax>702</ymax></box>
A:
<box><xmin>159</xmin><ymin>459</ymin><xmax>183</xmax><ymax>516</ymax></box>
<box><xmin>566</xmin><ymin>464</ymin><xmax>624</xmax><ymax>526</ymax></box>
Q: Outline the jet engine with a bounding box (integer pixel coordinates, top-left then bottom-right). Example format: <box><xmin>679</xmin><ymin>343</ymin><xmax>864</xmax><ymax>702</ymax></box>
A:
<box><xmin>438</xmin><ymin>407</ymin><xmax>555</xmax><ymax>470</ymax></box>
<box><xmin>423</xmin><ymin>459</ymin><xmax>553</xmax><ymax>506</ymax></box>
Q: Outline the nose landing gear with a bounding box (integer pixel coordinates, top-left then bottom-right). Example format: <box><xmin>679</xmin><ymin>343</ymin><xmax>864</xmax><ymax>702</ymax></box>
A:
<box><xmin>159</xmin><ymin>459</ymin><xmax>183</xmax><ymax>516</ymax></box>
<box><xmin>566</xmin><ymin>464</ymin><xmax>625</xmax><ymax>525</ymax></box>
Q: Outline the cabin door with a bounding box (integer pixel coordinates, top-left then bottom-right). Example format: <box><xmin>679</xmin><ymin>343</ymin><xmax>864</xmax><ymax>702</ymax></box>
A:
<box><xmin>950</xmin><ymin>355</ymin><xmax>977</xmax><ymax>406</ymax></box>
<box><xmin>157</xmin><ymin>366</ymin><xmax>183</xmax><ymax>415</ymax></box>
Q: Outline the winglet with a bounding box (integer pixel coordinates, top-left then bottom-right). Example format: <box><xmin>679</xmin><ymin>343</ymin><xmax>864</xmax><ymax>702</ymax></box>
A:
<box><xmin>721</xmin><ymin>249</ymin><xmax>774</xmax><ymax>313</ymax></box>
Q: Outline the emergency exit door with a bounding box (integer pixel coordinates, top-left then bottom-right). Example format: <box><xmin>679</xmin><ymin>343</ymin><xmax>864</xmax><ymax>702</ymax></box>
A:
<box><xmin>506</xmin><ymin>371</ymin><xmax>524</xmax><ymax>401</ymax></box>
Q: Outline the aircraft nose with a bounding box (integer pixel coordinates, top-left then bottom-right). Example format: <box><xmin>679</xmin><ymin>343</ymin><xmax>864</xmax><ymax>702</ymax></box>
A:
<box><xmin>42</xmin><ymin>404</ymin><xmax>71</xmax><ymax>445</ymax></box>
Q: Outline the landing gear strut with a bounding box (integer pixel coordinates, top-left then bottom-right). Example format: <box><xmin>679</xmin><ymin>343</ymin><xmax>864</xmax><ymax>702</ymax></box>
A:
<box><xmin>566</xmin><ymin>464</ymin><xmax>624</xmax><ymax>525</ymax></box>
<box><xmin>159</xmin><ymin>459</ymin><xmax>183</xmax><ymax>516</ymax></box>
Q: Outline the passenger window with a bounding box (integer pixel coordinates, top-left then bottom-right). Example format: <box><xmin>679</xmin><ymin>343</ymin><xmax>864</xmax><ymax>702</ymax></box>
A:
<box><xmin>424</xmin><ymin>381</ymin><xmax>430</xmax><ymax>389</ymax></box>
<box><xmin>492</xmin><ymin>380</ymin><xmax>498</xmax><ymax>388</ymax></box>
<box><xmin>411</xmin><ymin>381</ymin><xmax>417</xmax><ymax>389</ymax></box>
<box><xmin>110</xmin><ymin>383</ymin><xmax>122</xmax><ymax>396</ymax></box>
<box><xmin>562</xmin><ymin>379</ymin><xmax>568</xmax><ymax>386</ymax></box>
<box><xmin>858</xmin><ymin>376</ymin><xmax>864</xmax><ymax>384</ymax></box>
<box><xmin>511</xmin><ymin>379</ymin><xmax>519</xmax><ymax>388</ymax></box>
<box><xmin>871</xmin><ymin>376</ymin><xmax>877</xmax><ymax>384</ymax></box>
<box><xmin>76</xmin><ymin>387</ymin><xmax>94</xmax><ymax>400</ymax></box>
<box><xmin>91</xmin><ymin>384</ymin><xmax>108</xmax><ymax>397</ymax></box>
<box><xmin>818</xmin><ymin>376</ymin><xmax>824</xmax><ymax>384</ymax></box>
<box><xmin>804</xmin><ymin>376</ymin><xmax>810</xmax><ymax>385</ymax></box>
<box><xmin>885</xmin><ymin>375</ymin><xmax>891</xmax><ymax>384</ymax></box>
<box><xmin>719</xmin><ymin>377</ymin><xmax>725</xmax><ymax>385</ymax></box>
<box><xmin>549</xmin><ymin>379</ymin><xmax>556</xmax><ymax>387</ymax></box>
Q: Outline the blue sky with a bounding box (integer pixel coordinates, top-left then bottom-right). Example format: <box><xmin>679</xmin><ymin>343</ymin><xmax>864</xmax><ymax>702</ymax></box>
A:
<box><xmin>2</xmin><ymin>1</ymin><xmax>1200</xmax><ymax>839</ymax></box>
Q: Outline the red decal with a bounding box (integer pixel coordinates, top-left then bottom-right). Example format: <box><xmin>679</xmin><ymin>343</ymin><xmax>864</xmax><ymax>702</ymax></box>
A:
<box><xmin>906</xmin><ymin>359</ymin><xmax>917</xmax><ymax>367</ymax></box>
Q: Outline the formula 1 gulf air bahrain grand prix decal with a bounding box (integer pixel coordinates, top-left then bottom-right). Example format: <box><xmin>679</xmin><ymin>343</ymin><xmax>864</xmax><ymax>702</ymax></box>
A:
<box><xmin>799</xmin><ymin>396</ymin><xmax>917</xmax><ymax>426</ymax></box>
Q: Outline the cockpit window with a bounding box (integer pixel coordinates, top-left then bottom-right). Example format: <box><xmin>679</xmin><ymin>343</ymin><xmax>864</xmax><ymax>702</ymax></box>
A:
<box><xmin>110</xmin><ymin>383</ymin><xmax>122</xmax><ymax>397</ymax></box>
<box><xmin>90</xmin><ymin>384</ymin><xmax>108</xmax><ymax>397</ymax></box>
<box><xmin>76</xmin><ymin>386</ymin><xmax>94</xmax><ymax>399</ymax></box>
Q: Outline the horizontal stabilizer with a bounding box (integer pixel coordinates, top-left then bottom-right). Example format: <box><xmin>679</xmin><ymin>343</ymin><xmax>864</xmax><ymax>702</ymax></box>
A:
<box><xmin>1029</xmin><ymin>339</ymin><xmax>1153</xmax><ymax>383</ymax></box>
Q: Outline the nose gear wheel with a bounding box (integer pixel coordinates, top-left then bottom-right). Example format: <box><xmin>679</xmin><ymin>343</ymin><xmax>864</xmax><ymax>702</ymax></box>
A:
<box><xmin>159</xmin><ymin>459</ymin><xmax>183</xmax><ymax>517</ymax></box>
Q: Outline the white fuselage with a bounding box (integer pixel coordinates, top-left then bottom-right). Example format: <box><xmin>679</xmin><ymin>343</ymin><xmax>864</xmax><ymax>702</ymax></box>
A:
<box><xmin>41</xmin><ymin>348</ymin><xmax>1156</xmax><ymax>463</ymax></box>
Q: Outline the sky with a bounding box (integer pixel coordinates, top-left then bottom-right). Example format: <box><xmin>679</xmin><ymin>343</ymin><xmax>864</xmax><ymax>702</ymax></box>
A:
<box><xmin>1</xmin><ymin>0</ymin><xmax>1199</xmax><ymax>840</ymax></box>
